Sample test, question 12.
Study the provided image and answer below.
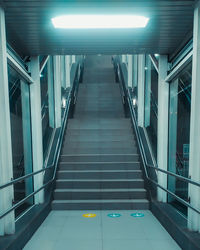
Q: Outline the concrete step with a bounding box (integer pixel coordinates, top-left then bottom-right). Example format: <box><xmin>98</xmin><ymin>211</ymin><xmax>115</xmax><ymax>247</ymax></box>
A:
<box><xmin>62</xmin><ymin>142</ymin><xmax>137</xmax><ymax>151</ymax></box>
<box><xmin>74</xmin><ymin>113</ymin><xmax>125</xmax><ymax>119</ymax></box>
<box><xmin>56</xmin><ymin>179</ymin><xmax>145</xmax><ymax>189</ymax></box>
<box><xmin>67</xmin><ymin>119</ymin><xmax>131</xmax><ymax>129</ymax></box>
<box><xmin>52</xmin><ymin>199</ymin><xmax>149</xmax><ymax>210</ymax></box>
<box><xmin>59</xmin><ymin>154</ymin><xmax>140</xmax><ymax>162</ymax></box>
<box><xmin>63</xmin><ymin>134</ymin><xmax>135</xmax><ymax>142</ymax></box>
<box><xmin>62</xmin><ymin>147</ymin><xmax>137</xmax><ymax>154</ymax></box>
<box><xmin>65</xmin><ymin>129</ymin><xmax>135</xmax><ymax>136</ymax></box>
<box><xmin>56</xmin><ymin>170</ymin><xmax>143</xmax><ymax>179</ymax></box>
<box><xmin>54</xmin><ymin>188</ymin><xmax>147</xmax><ymax>200</ymax></box>
<box><xmin>58</xmin><ymin>162</ymin><xmax>141</xmax><ymax>170</ymax></box>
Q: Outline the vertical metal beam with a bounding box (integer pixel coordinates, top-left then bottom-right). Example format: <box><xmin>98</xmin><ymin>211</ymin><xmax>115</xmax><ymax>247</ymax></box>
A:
<box><xmin>53</xmin><ymin>56</ymin><xmax>61</xmax><ymax>128</ymax></box>
<box><xmin>72</xmin><ymin>55</ymin><xmax>76</xmax><ymax>64</ymax></box>
<box><xmin>0</xmin><ymin>7</ymin><xmax>15</xmax><ymax>235</ymax></box>
<box><xmin>47</xmin><ymin>57</ymin><xmax>55</xmax><ymax>128</ymax></box>
<box><xmin>137</xmin><ymin>54</ymin><xmax>145</xmax><ymax>127</ymax></box>
<box><xmin>60</xmin><ymin>56</ymin><xmax>65</xmax><ymax>88</ymax></box>
<box><xmin>168</xmin><ymin>79</ymin><xmax>178</xmax><ymax>203</ymax></box>
<box><xmin>29</xmin><ymin>56</ymin><xmax>44</xmax><ymax>204</ymax></box>
<box><xmin>127</xmin><ymin>55</ymin><xmax>133</xmax><ymax>88</ymax></box>
<box><xmin>65</xmin><ymin>55</ymin><xmax>71</xmax><ymax>88</ymax></box>
<box><xmin>133</xmin><ymin>55</ymin><xmax>138</xmax><ymax>88</ymax></box>
<box><xmin>188</xmin><ymin>2</ymin><xmax>200</xmax><ymax>232</ymax></box>
<box><xmin>157</xmin><ymin>55</ymin><xmax>169</xmax><ymax>203</ymax></box>
<box><xmin>144</xmin><ymin>56</ymin><xmax>151</xmax><ymax>127</ymax></box>
<box><xmin>21</xmin><ymin>80</ymin><xmax>33</xmax><ymax>203</ymax></box>
<box><xmin>122</xmin><ymin>54</ymin><xmax>126</xmax><ymax>63</ymax></box>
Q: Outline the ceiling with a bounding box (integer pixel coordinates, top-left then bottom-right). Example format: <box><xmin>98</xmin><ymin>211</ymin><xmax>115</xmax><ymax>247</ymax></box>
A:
<box><xmin>0</xmin><ymin>0</ymin><xmax>195</xmax><ymax>56</ymax></box>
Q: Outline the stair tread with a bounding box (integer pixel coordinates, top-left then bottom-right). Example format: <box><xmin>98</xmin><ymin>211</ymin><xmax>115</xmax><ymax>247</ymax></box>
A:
<box><xmin>57</xmin><ymin>170</ymin><xmax>142</xmax><ymax>173</ymax></box>
<box><xmin>56</xmin><ymin>179</ymin><xmax>144</xmax><ymax>182</ymax></box>
<box><xmin>55</xmin><ymin>188</ymin><xmax>146</xmax><ymax>192</ymax></box>
<box><xmin>52</xmin><ymin>199</ymin><xmax>149</xmax><ymax>203</ymax></box>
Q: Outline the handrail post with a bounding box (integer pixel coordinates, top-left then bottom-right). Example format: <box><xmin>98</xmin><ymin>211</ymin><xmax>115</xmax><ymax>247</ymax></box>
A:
<box><xmin>0</xmin><ymin>6</ymin><xmax>15</xmax><ymax>235</ymax></box>
<box><xmin>157</xmin><ymin>55</ymin><xmax>169</xmax><ymax>203</ymax></box>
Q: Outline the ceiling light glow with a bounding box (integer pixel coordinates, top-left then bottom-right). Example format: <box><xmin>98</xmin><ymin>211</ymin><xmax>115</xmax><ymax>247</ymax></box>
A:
<box><xmin>51</xmin><ymin>15</ymin><xmax>149</xmax><ymax>29</ymax></box>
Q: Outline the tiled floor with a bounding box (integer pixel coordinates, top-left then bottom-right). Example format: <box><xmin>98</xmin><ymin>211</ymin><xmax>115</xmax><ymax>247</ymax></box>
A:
<box><xmin>23</xmin><ymin>210</ymin><xmax>181</xmax><ymax>250</ymax></box>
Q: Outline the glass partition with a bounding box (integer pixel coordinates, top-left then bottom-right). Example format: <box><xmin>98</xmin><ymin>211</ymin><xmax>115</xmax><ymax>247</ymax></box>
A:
<box><xmin>8</xmin><ymin>65</ymin><xmax>34</xmax><ymax>217</ymax></box>
<box><xmin>168</xmin><ymin>62</ymin><xmax>192</xmax><ymax>216</ymax></box>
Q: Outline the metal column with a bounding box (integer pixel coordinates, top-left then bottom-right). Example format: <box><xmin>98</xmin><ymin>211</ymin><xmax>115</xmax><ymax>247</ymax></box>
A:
<box><xmin>0</xmin><ymin>7</ymin><xmax>15</xmax><ymax>235</ymax></box>
<box><xmin>127</xmin><ymin>55</ymin><xmax>133</xmax><ymax>88</ymax></box>
<box><xmin>47</xmin><ymin>57</ymin><xmax>55</xmax><ymax>128</ymax></box>
<box><xmin>53</xmin><ymin>56</ymin><xmax>62</xmax><ymax>128</ymax></box>
<box><xmin>29</xmin><ymin>56</ymin><xmax>44</xmax><ymax>204</ymax></box>
<box><xmin>133</xmin><ymin>55</ymin><xmax>138</xmax><ymax>88</ymax></box>
<box><xmin>188</xmin><ymin>1</ymin><xmax>200</xmax><ymax>232</ymax></box>
<box><xmin>21</xmin><ymin>80</ymin><xmax>34</xmax><ymax>203</ymax></box>
<box><xmin>137</xmin><ymin>54</ymin><xmax>145</xmax><ymax>127</ymax></box>
<box><xmin>144</xmin><ymin>56</ymin><xmax>151</xmax><ymax>127</ymax></box>
<box><xmin>72</xmin><ymin>55</ymin><xmax>76</xmax><ymax>64</ymax></box>
<box><xmin>122</xmin><ymin>54</ymin><xmax>126</xmax><ymax>63</ymax></box>
<box><xmin>168</xmin><ymin>79</ymin><xmax>178</xmax><ymax>202</ymax></box>
<box><xmin>60</xmin><ymin>56</ymin><xmax>65</xmax><ymax>88</ymax></box>
<box><xmin>157</xmin><ymin>55</ymin><xmax>169</xmax><ymax>203</ymax></box>
<box><xmin>65</xmin><ymin>55</ymin><xmax>71</xmax><ymax>88</ymax></box>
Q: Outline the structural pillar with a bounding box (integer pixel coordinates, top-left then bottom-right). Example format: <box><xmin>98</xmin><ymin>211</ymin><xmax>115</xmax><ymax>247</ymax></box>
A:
<box><xmin>21</xmin><ymin>80</ymin><xmax>34</xmax><ymax>203</ymax></box>
<box><xmin>65</xmin><ymin>55</ymin><xmax>71</xmax><ymax>88</ymax></box>
<box><xmin>157</xmin><ymin>55</ymin><xmax>169</xmax><ymax>203</ymax></box>
<box><xmin>53</xmin><ymin>56</ymin><xmax>62</xmax><ymax>128</ymax></box>
<box><xmin>29</xmin><ymin>56</ymin><xmax>44</xmax><ymax>204</ymax></box>
<box><xmin>0</xmin><ymin>7</ymin><xmax>15</xmax><ymax>235</ymax></box>
<box><xmin>168</xmin><ymin>79</ymin><xmax>178</xmax><ymax>202</ymax></box>
<box><xmin>133</xmin><ymin>55</ymin><xmax>138</xmax><ymax>88</ymax></box>
<box><xmin>60</xmin><ymin>56</ymin><xmax>65</xmax><ymax>88</ymax></box>
<box><xmin>188</xmin><ymin>1</ymin><xmax>200</xmax><ymax>232</ymax></box>
<box><xmin>144</xmin><ymin>56</ymin><xmax>151</xmax><ymax>127</ymax></box>
<box><xmin>122</xmin><ymin>54</ymin><xmax>127</xmax><ymax>64</ymax></box>
<box><xmin>127</xmin><ymin>55</ymin><xmax>133</xmax><ymax>88</ymax></box>
<box><xmin>47</xmin><ymin>57</ymin><xmax>55</xmax><ymax>128</ymax></box>
<box><xmin>137</xmin><ymin>54</ymin><xmax>145</xmax><ymax>127</ymax></box>
<box><xmin>72</xmin><ymin>55</ymin><xmax>76</xmax><ymax>64</ymax></box>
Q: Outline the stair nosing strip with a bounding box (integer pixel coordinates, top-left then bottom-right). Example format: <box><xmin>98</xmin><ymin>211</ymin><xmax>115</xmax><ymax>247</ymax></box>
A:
<box><xmin>52</xmin><ymin>199</ymin><xmax>149</xmax><ymax>203</ymax></box>
<box><xmin>60</xmin><ymin>153</ymin><xmax>139</xmax><ymax>156</ymax></box>
<box><xmin>59</xmin><ymin>161</ymin><xmax>140</xmax><ymax>164</ymax></box>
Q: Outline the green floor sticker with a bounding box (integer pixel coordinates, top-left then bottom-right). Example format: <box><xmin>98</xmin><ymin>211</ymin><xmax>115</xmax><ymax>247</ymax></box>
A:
<box><xmin>131</xmin><ymin>213</ymin><xmax>144</xmax><ymax>217</ymax></box>
<box><xmin>107</xmin><ymin>213</ymin><xmax>121</xmax><ymax>218</ymax></box>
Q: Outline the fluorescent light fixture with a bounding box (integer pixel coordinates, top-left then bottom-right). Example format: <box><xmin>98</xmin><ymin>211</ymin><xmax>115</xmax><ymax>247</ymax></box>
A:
<box><xmin>51</xmin><ymin>15</ymin><xmax>149</xmax><ymax>29</ymax></box>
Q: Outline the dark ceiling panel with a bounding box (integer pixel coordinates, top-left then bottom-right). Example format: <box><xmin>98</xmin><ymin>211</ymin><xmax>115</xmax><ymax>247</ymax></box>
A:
<box><xmin>0</xmin><ymin>0</ymin><xmax>194</xmax><ymax>56</ymax></box>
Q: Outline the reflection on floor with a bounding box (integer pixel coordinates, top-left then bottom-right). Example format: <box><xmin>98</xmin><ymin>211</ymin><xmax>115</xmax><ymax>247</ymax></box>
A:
<box><xmin>23</xmin><ymin>210</ymin><xmax>180</xmax><ymax>250</ymax></box>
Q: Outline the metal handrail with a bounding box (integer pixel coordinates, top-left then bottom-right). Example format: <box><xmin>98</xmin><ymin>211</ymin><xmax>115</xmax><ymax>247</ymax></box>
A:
<box><xmin>147</xmin><ymin>164</ymin><xmax>200</xmax><ymax>188</ymax></box>
<box><xmin>0</xmin><ymin>166</ymin><xmax>53</xmax><ymax>190</ymax></box>
<box><xmin>0</xmin><ymin>62</ymin><xmax>81</xmax><ymax>220</ymax></box>
<box><xmin>116</xmin><ymin>59</ymin><xmax>200</xmax><ymax>215</ymax></box>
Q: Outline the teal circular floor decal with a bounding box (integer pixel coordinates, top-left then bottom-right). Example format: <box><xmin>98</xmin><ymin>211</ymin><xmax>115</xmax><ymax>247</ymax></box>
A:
<box><xmin>107</xmin><ymin>213</ymin><xmax>121</xmax><ymax>218</ymax></box>
<box><xmin>131</xmin><ymin>213</ymin><xmax>144</xmax><ymax>218</ymax></box>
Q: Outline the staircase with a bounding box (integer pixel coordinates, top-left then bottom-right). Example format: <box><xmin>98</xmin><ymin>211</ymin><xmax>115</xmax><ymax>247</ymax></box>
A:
<box><xmin>52</xmin><ymin>55</ymin><xmax>149</xmax><ymax>210</ymax></box>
